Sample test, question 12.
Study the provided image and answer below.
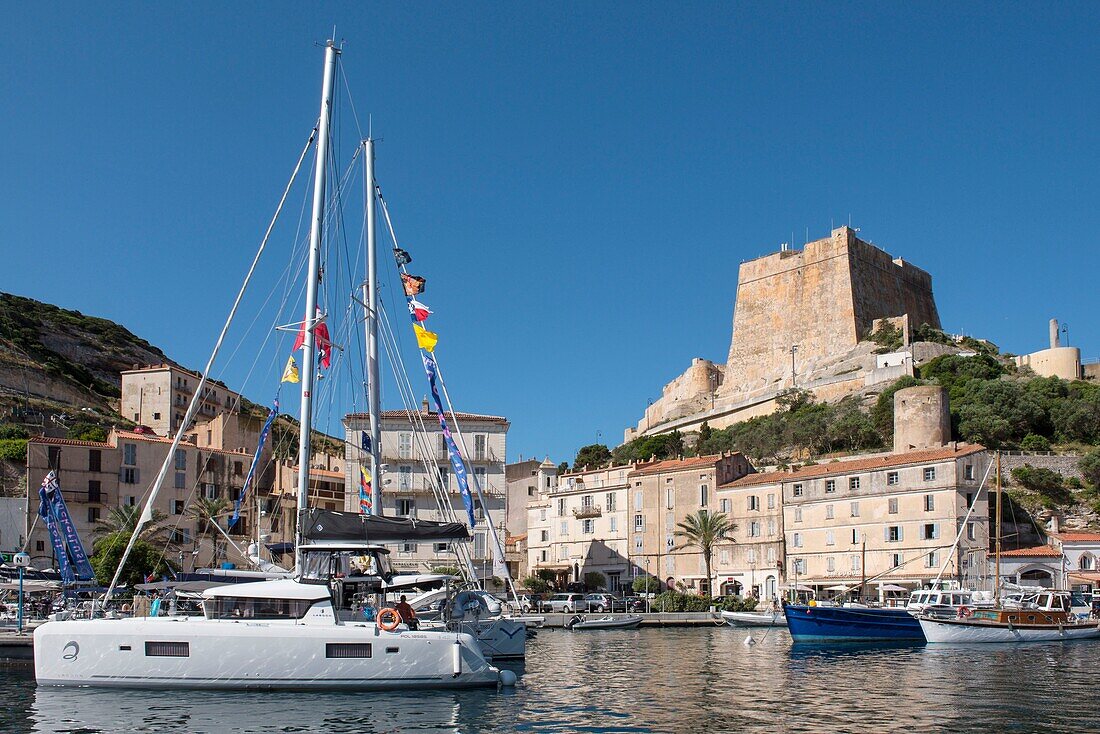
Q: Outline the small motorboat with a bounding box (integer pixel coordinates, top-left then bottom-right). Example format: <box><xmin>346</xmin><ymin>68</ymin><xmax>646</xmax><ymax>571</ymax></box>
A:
<box><xmin>565</xmin><ymin>614</ymin><xmax>643</xmax><ymax>630</ymax></box>
<box><xmin>720</xmin><ymin>609</ymin><xmax>786</xmax><ymax>627</ymax></box>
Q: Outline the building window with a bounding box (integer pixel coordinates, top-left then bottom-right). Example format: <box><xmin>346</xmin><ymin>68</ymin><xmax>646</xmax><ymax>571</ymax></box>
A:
<box><xmin>233</xmin><ymin>461</ymin><xmax>243</xmax><ymax>476</ymax></box>
<box><xmin>967</xmin><ymin>522</ymin><xmax>976</xmax><ymax>541</ymax></box>
<box><xmin>825</xmin><ymin>480</ymin><xmax>836</xmax><ymax>493</ymax></box>
<box><xmin>402</xmin><ymin>542</ymin><xmax>417</xmax><ymax>554</ymax></box>
<box><xmin>748</xmin><ymin>495</ymin><xmax>759</xmax><ymax>511</ymax></box>
<box><xmin>125</xmin><ymin>496</ymin><xmax>137</xmax><ymax>506</ymax></box>
<box><xmin>887</xmin><ymin>471</ymin><xmax>899</xmax><ymax>486</ymax></box>
<box><xmin>87</xmin><ymin>507</ymin><xmax>100</xmax><ymax>524</ymax></box>
<box><xmin>398</xmin><ymin>433</ymin><xmax>412</xmax><ymax>459</ymax></box>
<box><xmin>747</xmin><ymin>547</ymin><xmax>757</xmax><ymax>563</ymax></box>
<box><xmin>540</xmin><ymin>508</ymin><xmax>547</xmax><ymax>521</ymax></box>
<box><xmin>539</xmin><ymin>530</ymin><xmax>548</xmax><ymax>542</ymax></box>
<box><xmin>634</xmin><ymin>491</ymin><xmax>643</xmax><ymax>510</ymax></box>
<box><xmin>634</xmin><ymin>514</ymin><xmax>644</xmax><ymax>531</ymax></box>
<box><xmin>582</xmin><ymin>519</ymin><xmax>594</xmax><ymax>534</ymax></box>
<box><xmin>609</xmin><ymin>516</ymin><xmax>618</xmax><ymax>532</ymax></box>
<box><xmin>720</xmin><ymin>549</ymin><xmax>730</xmax><ymax>565</ymax></box>
<box><xmin>434</xmin><ymin>542</ymin><xmax>450</xmax><ymax>553</ymax></box>
<box><xmin>560</xmin><ymin>521</ymin><xmax>568</xmax><ymax>536</ymax></box>
<box><xmin>850</xmin><ymin>528</ymin><xmax>860</xmax><ymax>545</ymax></box>
<box><xmin>399</xmin><ymin>466</ymin><xmax>412</xmax><ymax>490</ymax></box>
<box><xmin>36</xmin><ymin>541</ymin><xmax>44</xmax><ymax>552</ymax></box>
<box><xmin>540</xmin><ymin>550</ymin><xmax>548</xmax><ymax>562</ymax></box>
<box><xmin>174</xmin><ymin>472</ymin><xmax>186</xmax><ymax>489</ymax></box>
<box><xmin>175</xmin><ymin>449</ymin><xmax>186</xmax><ymax>470</ymax></box>
<box><xmin>121</xmin><ymin>467</ymin><xmax>137</xmax><ymax>484</ymax></box>
<box><xmin>665</xmin><ymin>488</ymin><xmax>674</xmax><ymax>510</ymax></box>
<box><xmin>474</xmin><ymin>434</ymin><xmax>487</xmax><ymax>461</ymax></box>
<box><xmin>966</xmin><ymin>492</ymin><xmax>974</xmax><ymax>508</ymax></box>
<box><xmin>887</xmin><ymin>525</ymin><xmax>902</xmax><ymax>542</ymax></box>
<box><xmin>123</xmin><ymin>443</ymin><xmax>137</xmax><ymax>466</ymax></box>
<box><xmin>634</xmin><ymin>534</ymin><xmax>643</xmax><ymax>552</ymax></box>
<box><xmin>850</xmin><ymin>555</ymin><xmax>861</xmax><ymax>571</ymax></box>
<box><xmin>606</xmin><ymin>492</ymin><xmax>617</xmax><ymax>511</ymax></box>
<box><xmin>699</xmin><ymin>485</ymin><xmax>708</xmax><ymax>507</ymax></box>
<box><xmin>792</xmin><ymin>483</ymin><xmax>804</xmax><ymax>497</ymax></box>
<box><xmin>88</xmin><ymin>480</ymin><xmax>102</xmax><ymax>503</ymax></box>
<box><xmin>926</xmin><ymin>551</ymin><xmax>938</xmax><ymax>568</ymax></box>
<box><xmin>719</xmin><ymin>498</ymin><xmax>730</xmax><ymax>513</ymax></box>
<box><xmin>88</xmin><ymin>450</ymin><xmax>101</xmax><ymax>473</ymax></box>
<box><xmin>923</xmin><ymin>467</ymin><xmax>936</xmax><ymax>482</ymax></box>
<box><xmin>850</xmin><ymin>502</ymin><xmax>860</xmax><ymax>517</ymax></box>
<box><xmin>439</xmin><ymin>467</ymin><xmax>450</xmax><ymax>490</ymax></box>
<box><xmin>924</xmin><ymin>494</ymin><xmax>935</xmax><ymax>512</ymax></box>
<box><xmin>767</xmin><ymin>493</ymin><xmax>775</xmax><ymax>510</ymax></box>
<box><xmin>825</xmin><ymin>504</ymin><xmax>834</xmax><ymax>520</ymax></box>
<box><xmin>767</xmin><ymin>519</ymin><xmax>776</xmax><ymax>536</ymax></box>
<box><xmin>749</xmin><ymin>521</ymin><xmax>761</xmax><ymax>538</ymax></box>
<box><xmin>173</xmin><ymin>500</ymin><xmax>185</xmax><ymax>515</ymax></box>
<box><xmin>888</xmin><ymin>498</ymin><xmax>899</xmax><ymax>514</ymax></box>
<box><xmin>1080</xmin><ymin>554</ymin><xmax>1095</xmax><ymax>571</ymax></box>
<box><xmin>204</xmin><ymin>484</ymin><xmax>219</xmax><ymax>500</ymax></box>
<box><xmin>794</xmin><ymin>507</ymin><xmax>803</xmax><ymax>523</ymax></box>
<box><xmin>792</xmin><ymin>558</ymin><xmax>805</xmax><ymax>575</ymax></box>
<box><xmin>396</xmin><ymin>499</ymin><xmax>415</xmax><ymax>517</ymax></box>
<box><xmin>826</xmin><ymin>557</ymin><xmax>835</xmax><ymax>573</ymax></box>
<box><xmin>964</xmin><ymin>464</ymin><xmax>975</xmax><ymax>481</ymax></box>
<box><xmin>558</xmin><ymin>498</ymin><xmax>567</xmax><ymax>516</ymax></box>
<box><xmin>891</xmin><ymin>553</ymin><xmax>903</xmax><ymax>568</ymax></box>
<box><xmin>792</xmin><ymin>532</ymin><xmax>802</xmax><ymax>547</ymax></box>
<box><xmin>922</xmin><ymin>523</ymin><xmax>937</xmax><ymax>540</ymax></box>
<box><xmin>849</xmin><ymin>477</ymin><xmax>860</xmax><ymax>491</ymax></box>
<box><xmin>581</xmin><ymin>494</ymin><xmax>594</xmax><ymax>509</ymax></box>
<box><xmin>767</xmin><ymin>547</ymin><xmax>776</xmax><ymax>563</ymax></box>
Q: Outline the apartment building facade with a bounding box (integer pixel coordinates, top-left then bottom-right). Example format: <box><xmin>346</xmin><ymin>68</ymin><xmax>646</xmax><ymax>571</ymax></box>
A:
<box><xmin>526</xmin><ymin>463</ymin><xmax>633</xmax><ymax>593</ymax></box>
<box><xmin>343</xmin><ymin>406</ymin><xmax>509</xmax><ymax>581</ymax></box>
<box><xmin>629</xmin><ymin>453</ymin><xmax>754</xmax><ymax>595</ymax></box>
<box><xmin>505</xmin><ymin>457</ymin><xmax>558</xmax><ymax>537</ymax></box>
<box><xmin>713</xmin><ymin>479</ymin><xmax>784</xmax><ymax>600</ymax></box>
<box><xmin>120</xmin><ymin>364</ymin><xmax>242</xmax><ymax>437</ymax></box>
<box><xmin>723</xmin><ymin>444</ymin><xmax>991</xmax><ymax>595</ymax></box>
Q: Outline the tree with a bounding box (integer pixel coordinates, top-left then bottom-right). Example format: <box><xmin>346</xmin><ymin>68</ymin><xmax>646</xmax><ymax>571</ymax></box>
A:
<box><xmin>583</xmin><ymin>571</ymin><xmax>605</xmax><ymax>590</ymax></box>
<box><xmin>94</xmin><ymin>505</ymin><xmax>168</xmax><ymax>541</ymax></box>
<box><xmin>522</xmin><ymin>575</ymin><xmax>551</xmax><ymax>594</ymax></box>
<box><xmin>67</xmin><ymin>422</ymin><xmax>107</xmax><ymax>442</ymax></box>
<box><xmin>573</xmin><ymin>444</ymin><xmax>611</xmax><ymax>470</ymax></box>
<box><xmin>187</xmin><ymin>497</ymin><xmax>232</xmax><ymax>563</ymax></box>
<box><xmin>430</xmin><ymin>566</ymin><xmax>462</xmax><ymax>577</ymax></box>
<box><xmin>1010</xmin><ymin>464</ymin><xmax>1072</xmax><ymax>507</ymax></box>
<box><xmin>673</xmin><ymin>510</ymin><xmax>735</xmax><ymax>597</ymax></box>
<box><xmin>871</xmin><ymin>375</ymin><xmax>921</xmax><ymax>440</ymax></box>
<box><xmin>1079</xmin><ymin>449</ymin><xmax>1100</xmax><ymax>488</ymax></box>
<box><xmin>632</xmin><ymin>575</ymin><xmax>659</xmax><ymax>594</ymax></box>
<box><xmin>1019</xmin><ymin>433</ymin><xmax>1051</xmax><ymax>452</ymax></box>
<box><xmin>557</xmin><ymin>461</ymin><xmax>569</xmax><ymax>476</ymax></box>
<box><xmin>89</xmin><ymin>530</ymin><xmax>176</xmax><ymax>587</ymax></box>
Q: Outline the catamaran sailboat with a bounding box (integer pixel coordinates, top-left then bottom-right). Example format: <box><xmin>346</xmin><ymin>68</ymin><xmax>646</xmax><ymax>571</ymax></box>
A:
<box><xmin>34</xmin><ymin>40</ymin><xmax>514</xmax><ymax>690</ymax></box>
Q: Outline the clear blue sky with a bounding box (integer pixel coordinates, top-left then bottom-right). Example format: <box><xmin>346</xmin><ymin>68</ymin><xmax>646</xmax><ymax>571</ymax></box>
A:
<box><xmin>3</xmin><ymin>4</ymin><xmax>1099</xmax><ymax>465</ymax></box>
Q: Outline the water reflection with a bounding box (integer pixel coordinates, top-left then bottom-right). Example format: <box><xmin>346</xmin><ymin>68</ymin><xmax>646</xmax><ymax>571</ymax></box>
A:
<box><xmin>6</xmin><ymin>628</ymin><xmax>1100</xmax><ymax>733</ymax></box>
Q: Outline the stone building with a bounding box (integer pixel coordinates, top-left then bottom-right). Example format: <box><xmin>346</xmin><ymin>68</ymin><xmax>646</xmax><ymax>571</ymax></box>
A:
<box><xmin>525</xmin><ymin>463</ymin><xmax>633</xmax><ymax>593</ymax></box>
<box><xmin>504</xmin><ymin>457</ymin><xmax>558</xmax><ymax>538</ymax></box>
<box><xmin>120</xmin><ymin>364</ymin><xmax>242</xmax><ymax>438</ymax></box>
<box><xmin>626</xmin><ymin>226</ymin><xmax>944</xmax><ymax>441</ymax></box>
<box><xmin>629</xmin><ymin>453</ymin><xmax>754</xmax><ymax>595</ymax></box>
<box><xmin>1056</xmin><ymin>532</ymin><xmax>1100</xmax><ymax>591</ymax></box>
<box><xmin>25</xmin><ymin>428</ymin><xmax>270</xmax><ymax>572</ymax></box>
<box><xmin>713</xmin><ymin>478</ymin><xmax>784</xmax><ymax>600</ymax></box>
<box><xmin>1013</xmin><ymin>318</ymin><xmax>1082</xmax><ymax>381</ymax></box>
<box><xmin>343</xmin><ymin>405</ymin><xmax>508</xmax><ymax>582</ymax></box>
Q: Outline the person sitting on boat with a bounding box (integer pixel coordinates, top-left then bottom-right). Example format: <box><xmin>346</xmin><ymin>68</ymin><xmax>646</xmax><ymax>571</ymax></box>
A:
<box><xmin>394</xmin><ymin>595</ymin><xmax>418</xmax><ymax>630</ymax></box>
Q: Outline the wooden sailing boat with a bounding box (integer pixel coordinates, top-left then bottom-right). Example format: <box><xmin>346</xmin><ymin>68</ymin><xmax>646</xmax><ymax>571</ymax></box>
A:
<box><xmin>918</xmin><ymin>452</ymin><xmax>1100</xmax><ymax>643</ymax></box>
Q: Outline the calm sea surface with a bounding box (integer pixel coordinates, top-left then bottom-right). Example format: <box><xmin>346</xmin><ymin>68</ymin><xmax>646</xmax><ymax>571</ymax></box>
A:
<box><xmin>4</xmin><ymin>626</ymin><xmax>1099</xmax><ymax>733</ymax></box>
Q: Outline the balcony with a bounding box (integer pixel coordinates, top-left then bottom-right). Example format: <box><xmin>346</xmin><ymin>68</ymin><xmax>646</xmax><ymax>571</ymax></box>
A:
<box><xmin>572</xmin><ymin>505</ymin><xmax>602</xmax><ymax>519</ymax></box>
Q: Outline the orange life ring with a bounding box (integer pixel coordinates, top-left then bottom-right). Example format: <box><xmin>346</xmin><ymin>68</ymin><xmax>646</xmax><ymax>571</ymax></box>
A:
<box><xmin>957</xmin><ymin>605</ymin><xmax>972</xmax><ymax>619</ymax></box>
<box><xmin>377</xmin><ymin>607</ymin><xmax>401</xmax><ymax>631</ymax></box>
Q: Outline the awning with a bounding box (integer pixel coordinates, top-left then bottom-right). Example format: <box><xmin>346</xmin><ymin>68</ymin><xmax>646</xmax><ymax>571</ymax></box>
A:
<box><xmin>299</xmin><ymin>508</ymin><xmax>471</xmax><ymax>543</ymax></box>
<box><xmin>265</xmin><ymin>542</ymin><xmax>294</xmax><ymax>554</ymax></box>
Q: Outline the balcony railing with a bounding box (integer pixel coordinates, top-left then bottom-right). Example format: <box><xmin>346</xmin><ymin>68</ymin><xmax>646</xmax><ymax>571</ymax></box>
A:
<box><xmin>573</xmin><ymin>505</ymin><xmax>602</xmax><ymax>519</ymax></box>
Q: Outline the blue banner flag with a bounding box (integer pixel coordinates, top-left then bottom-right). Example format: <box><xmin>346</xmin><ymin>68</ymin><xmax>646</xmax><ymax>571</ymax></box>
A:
<box><xmin>230</xmin><ymin>397</ymin><xmax>279</xmax><ymax>527</ymax></box>
<box><xmin>422</xmin><ymin>355</ymin><xmax>476</xmax><ymax>527</ymax></box>
<box><xmin>360</xmin><ymin>431</ymin><xmax>371</xmax><ymax>453</ymax></box>
<box><xmin>38</xmin><ymin>473</ymin><xmax>94</xmax><ymax>583</ymax></box>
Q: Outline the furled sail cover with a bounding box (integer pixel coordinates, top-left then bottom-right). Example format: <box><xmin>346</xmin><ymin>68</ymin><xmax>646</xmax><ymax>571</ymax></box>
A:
<box><xmin>299</xmin><ymin>508</ymin><xmax>470</xmax><ymax>543</ymax></box>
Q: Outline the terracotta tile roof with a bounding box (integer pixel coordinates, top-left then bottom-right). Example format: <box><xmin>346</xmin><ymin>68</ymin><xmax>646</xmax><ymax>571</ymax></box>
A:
<box><xmin>1000</xmin><ymin>545</ymin><xmax>1063</xmax><ymax>558</ymax></box>
<box><xmin>114</xmin><ymin>430</ymin><xmax>254</xmax><ymax>457</ymax></box>
<box><xmin>29</xmin><ymin>436</ymin><xmax>112</xmax><ymax>448</ymax></box>
<box><xmin>1054</xmin><ymin>532</ymin><xmax>1100</xmax><ymax>542</ymax></box>
<box><xmin>719</xmin><ymin>444</ymin><xmax>986</xmax><ymax>488</ymax></box>
<box><xmin>345</xmin><ymin>409</ymin><xmax>508</xmax><ymax>424</ymax></box>
<box><xmin>628</xmin><ymin>454</ymin><xmax>741</xmax><ymax>477</ymax></box>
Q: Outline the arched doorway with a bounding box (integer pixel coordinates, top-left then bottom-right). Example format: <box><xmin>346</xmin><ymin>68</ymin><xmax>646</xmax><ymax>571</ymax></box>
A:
<box><xmin>721</xmin><ymin>580</ymin><xmax>742</xmax><ymax>597</ymax></box>
<box><xmin>1018</xmin><ymin>568</ymin><xmax>1055</xmax><ymax>587</ymax></box>
<box><xmin>764</xmin><ymin>575</ymin><xmax>777</xmax><ymax>600</ymax></box>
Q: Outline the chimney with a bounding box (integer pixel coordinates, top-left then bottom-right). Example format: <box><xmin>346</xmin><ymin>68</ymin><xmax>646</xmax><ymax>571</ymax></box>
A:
<box><xmin>1050</xmin><ymin>319</ymin><xmax>1061</xmax><ymax>349</ymax></box>
<box><xmin>421</xmin><ymin>398</ymin><xmax>429</xmax><ymax>412</ymax></box>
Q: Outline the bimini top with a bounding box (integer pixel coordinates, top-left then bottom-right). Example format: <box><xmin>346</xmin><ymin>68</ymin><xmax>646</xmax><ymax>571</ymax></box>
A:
<box><xmin>299</xmin><ymin>508</ymin><xmax>471</xmax><ymax>543</ymax></box>
<box><xmin>202</xmin><ymin>578</ymin><xmax>330</xmax><ymax>601</ymax></box>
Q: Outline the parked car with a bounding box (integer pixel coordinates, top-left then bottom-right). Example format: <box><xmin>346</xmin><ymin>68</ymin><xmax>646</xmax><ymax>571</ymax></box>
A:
<box><xmin>514</xmin><ymin>594</ymin><xmax>540</xmax><ymax>614</ymax></box>
<box><xmin>586</xmin><ymin>593</ymin><xmax>621</xmax><ymax>612</ymax></box>
<box><xmin>541</xmin><ymin>593</ymin><xmax>589</xmax><ymax>613</ymax></box>
<box><xmin>620</xmin><ymin>595</ymin><xmax>646</xmax><ymax>612</ymax></box>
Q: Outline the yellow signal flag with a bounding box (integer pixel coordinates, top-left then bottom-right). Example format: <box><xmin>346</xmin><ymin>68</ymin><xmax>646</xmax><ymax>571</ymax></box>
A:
<box><xmin>413</xmin><ymin>323</ymin><xmax>438</xmax><ymax>353</ymax></box>
<box><xmin>281</xmin><ymin>355</ymin><xmax>300</xmax><ymax>383</ymax></box>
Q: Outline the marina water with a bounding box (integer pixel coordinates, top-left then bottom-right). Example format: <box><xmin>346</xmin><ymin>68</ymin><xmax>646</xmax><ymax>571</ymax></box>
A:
<box><xmin>5</xmin><ymin>627</ymin><xmax>1098</xmax><ymax>733</ymax></box>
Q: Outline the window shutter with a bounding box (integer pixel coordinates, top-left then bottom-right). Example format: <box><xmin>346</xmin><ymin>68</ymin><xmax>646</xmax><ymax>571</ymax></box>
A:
<box><xmin>884</xmin><ymin>526</ymin><xmax>890</xmax><ymax>542</ymax></box>
<box><xmin>898</xmin><ymin>525</ymin><xmax>904</xmax><ymax>541</ymax></box>
<box><xmin>933</xmin><ymin>524</ymin><xmax>939</xmax><ymax>539</ymax></box>
<box><xmin>134</xmin><ymin>468</ymin><xmax>140</xmax><ymax>484</ymax></box>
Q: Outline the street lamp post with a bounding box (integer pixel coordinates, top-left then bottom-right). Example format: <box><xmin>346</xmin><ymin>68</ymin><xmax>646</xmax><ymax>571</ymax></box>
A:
<box><xmin>1062</xmin><ymin>323</ymin><xmax>1070</xmax><ymax>347</ymax></box>
<box><xmin>645</xmin><ymin>558</ymin><xmax>651</xmax><ymax>614</ymax></box>
<box><xmin>13</xmin><ymin>551</ymin><xmax>30</xmax><ymax>634</ymax></box>
<box><xmin>789</xmin><ymin>345</ymin><xmax>799</xmax><ymax>387</ymax></box>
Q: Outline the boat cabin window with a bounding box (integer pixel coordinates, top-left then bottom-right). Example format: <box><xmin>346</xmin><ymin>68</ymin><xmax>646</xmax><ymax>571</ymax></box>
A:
<box><xmin>299</xmin><ymin>549</ymin><xmax>393</xmax><ymax>584</ymax></box>
<box><xmin>204</xmin><ymin>596</ymin><xmax>315</xmax><ymax>620</ymax></box>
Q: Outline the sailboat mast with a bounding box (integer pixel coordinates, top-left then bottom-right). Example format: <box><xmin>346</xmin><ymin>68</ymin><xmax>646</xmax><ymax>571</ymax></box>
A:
<box><xmin>296</xmin><ymin>40</ymin><xmax>339</xmax><ymax>571</ymax></box>
<box><xmin>994</xmin><ymin>450</ymin><xmax>1002</xmax><ymax>605</ymax></box>
<box><xmin>362</xmin><ymin>137</ymin><xmax>383</xmax><ymax>516</ymax></box>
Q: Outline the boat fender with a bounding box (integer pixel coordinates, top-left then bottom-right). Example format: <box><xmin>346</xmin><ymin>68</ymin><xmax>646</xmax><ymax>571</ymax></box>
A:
<box><xmin>957</xmin><ymin>606</ymin><xmax>972</xmax><ymax>619</ymax></box>
<box><xmin>377</xmin><ymin>607</ymin><xmax>401</xmax><ymax>632</ymax></box>
<box><xmin>499</xmin><ymin>669</ymin><xmax>517</xmax><ymax>687</ymax></box>
<box><xmin>452</xmin><ymin>638</ymin><xmax>462</xmax><ymax>677</ymax></box>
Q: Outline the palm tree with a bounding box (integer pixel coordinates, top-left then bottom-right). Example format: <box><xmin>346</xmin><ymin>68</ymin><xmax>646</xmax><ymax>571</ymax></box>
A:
<box><xmin>186</xmin><ymin>497</ymin><xmax>232</xmax><ymax>563</ymax></box>
<box><xmin>94</xmin><ymin>505</ymin><xmax>168</xmax><ymax>541</ymax></box>
<box><xmin>674</xmin><ymin>510</ymin><xmax>736</xmax><ymax>597</ymax></box>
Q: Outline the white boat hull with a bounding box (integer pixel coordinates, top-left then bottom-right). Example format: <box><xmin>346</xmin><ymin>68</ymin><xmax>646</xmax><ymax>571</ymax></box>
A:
<box><xmin>720</xmin><ymin>610</ymin><xmax>786</xmax><ymax>628</ymax></box>
<box><xmin>568</xmin><ymin>615</ymin><xmax>643</xmax><ymax>630</ymax></box>
<box><xmin>919</xmin><ymin>617</ymin><xmax>1100</xmax><ymax>644</ymax></box>
<box><xmin>420</xmin><ymin>618</ymin><xmax>528</xmax><ymax>659</ymax></box>
<box><xmin>34</xmin><ymin>617</ymin><xmax>501</xmax><ymax>689</ymax></box>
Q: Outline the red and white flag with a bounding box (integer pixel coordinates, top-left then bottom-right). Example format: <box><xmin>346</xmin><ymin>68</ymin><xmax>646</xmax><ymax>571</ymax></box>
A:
<box><xmin>408</xmin><ymin>298</ymin><xmax>432</xmax><ymax>323</ymax></box>
<box><xmin>292</xmin><ymin>307</ymin><xmax>332</xmax><ymax>368</ymax></box>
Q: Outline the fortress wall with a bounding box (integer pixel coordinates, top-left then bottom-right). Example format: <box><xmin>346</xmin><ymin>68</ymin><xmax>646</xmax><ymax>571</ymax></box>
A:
<box><xmin>847</xmin><ymin>238</ymin><xmax>941</xmax><ymax>338</ymax></box>
<box><xmin>722</xmin><ymin>228</ymin><xmax>858</xmax><ymax>395</ymax></box>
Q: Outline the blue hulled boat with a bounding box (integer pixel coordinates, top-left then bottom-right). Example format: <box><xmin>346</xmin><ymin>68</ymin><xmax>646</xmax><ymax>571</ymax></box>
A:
<box><xmin>784</xmin><ymin>602</ymin><xmax>925</xmax><ymax>643</ymax></box>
